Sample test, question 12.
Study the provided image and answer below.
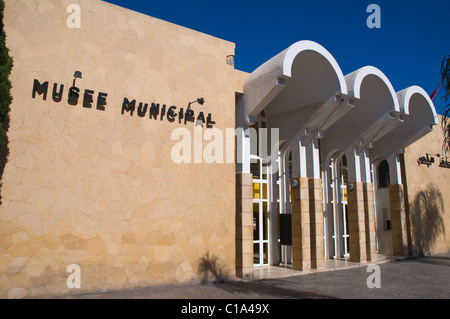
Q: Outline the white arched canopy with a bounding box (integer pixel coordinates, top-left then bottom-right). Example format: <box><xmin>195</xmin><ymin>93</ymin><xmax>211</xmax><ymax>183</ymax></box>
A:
<box><xmin>242</xmin><ymin>40</ymin><xmax>348</xmax><ymax>142</ymax></box>
<box><xmin>239</xmin><ymin>40</ymin><xmax>438</xmax><ymax>182</ymax></box>
<box><xmin>237</xmin><ymin>39</ymin><xmax>440</xmax><ymax>267</ymax></box>
<box><xmin>370</xmin><ymin>85</ymin><xmax>438</xmax><ymax>159</ymax></box>
<box><xmin>322</xmin><ymin>66</ymin><xmax>401</xmax><ymax>158</ymax></box>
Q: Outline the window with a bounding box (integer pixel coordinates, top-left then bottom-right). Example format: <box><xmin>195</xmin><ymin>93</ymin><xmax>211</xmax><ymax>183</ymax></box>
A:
<box><xmin>378</xmin><ymin>160</ymin><xmax>390</xmax><ymax>188</ymax></box>
<box><xmin>251</xmin><ymin>113</ymin><xmax>270</xmax><ymax>266</ymax></box>
<box><xmin>383</xmin><ymin>208</ymin><xmax>392</xmax><ymax>231</ymax></box>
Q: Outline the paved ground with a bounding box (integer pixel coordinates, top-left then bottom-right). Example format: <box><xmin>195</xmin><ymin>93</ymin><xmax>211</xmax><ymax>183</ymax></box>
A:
<box><xmin>46</xmin><ymin>252</ymin><xmax>450</xmax><ymax>300</ymax></box>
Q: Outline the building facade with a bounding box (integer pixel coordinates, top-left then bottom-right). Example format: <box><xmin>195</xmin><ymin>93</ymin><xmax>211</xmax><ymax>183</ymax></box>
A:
<box><xmin>0</xmin><ymin>0</ymin><xmax>449</xmax><ymax>298</ymax></box>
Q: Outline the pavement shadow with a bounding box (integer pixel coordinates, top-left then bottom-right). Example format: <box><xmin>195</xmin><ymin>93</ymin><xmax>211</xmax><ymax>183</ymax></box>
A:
<box><xmin>409</xmin><ymin>255</ymin><xmax>450</xmax><ymax>267</ymax></box>
<box><xmin>212</xmin><ymin>280</ymin><xmax>338</xmax><ymax>299</ymax></box>
<box><xmin>197</xmin><ymin>252</ymin><xmax>230</xmax><ymax>284</ymax></box>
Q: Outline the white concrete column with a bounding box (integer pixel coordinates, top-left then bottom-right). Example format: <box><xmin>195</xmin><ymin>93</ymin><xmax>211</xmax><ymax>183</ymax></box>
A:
<box><xmin>270</xmin><ymin>165</ymin><xmax>279</xmax><ymax>265</ymax></box>
<box><xmin>307</xmin><ymin>138</ymin><xmax>321</xmax><ymax>179</ymax></box>
<box><xmin>347</xmin><ymin>146</ymin><xmax>362</xmax><ymax>183</ymax></box>
<box><xmin>290</xmin><ymin>136</ymin><xmax>300</xmax><ymax>177</ymax></box>
<box><xmin>299</xmin><ymin>137</ymin><xmax>308</xmax><ymax>178</ymax></box>
<box><xmin>283</xmin><ymin>146</ymin><xmax>292</xmax><ymax>215</ymax></box>
<box><xmin>282</xmin><ymin>146</ymin><xmax>292</xmax><ymax>264</ymax></box>
<box><xmin>236</xmin><ymin>126</ymin><xmax>253</xmax><ymax>174</ymax></box>
<box><xmin>360</xmin><ymin>148</ymin><xmax>372</xmax><ymax>183</ymax></box>
<box><xmin>322</xmin><ymin>154</ymin><xmax>334</xmax><ymax>259</ymax></box>
<box><xmin>387</xmin><ymin>153</ymin><xmax>402</xmax><ymax>185</ymax></box>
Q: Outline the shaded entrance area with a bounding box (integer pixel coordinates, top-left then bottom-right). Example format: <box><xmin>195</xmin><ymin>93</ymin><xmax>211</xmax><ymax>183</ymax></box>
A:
<box><xmin>235</xmin><ymin>40</ymin><xmax>438</xmax><ymax>279</ymax></box>
<box><xmin>252</xmin><ymin>253</ymin><xmax>401</xmax><ymax>280</ymax></box>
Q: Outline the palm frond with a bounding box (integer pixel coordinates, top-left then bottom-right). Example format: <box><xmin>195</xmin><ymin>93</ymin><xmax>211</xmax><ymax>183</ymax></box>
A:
<box><xmin>440</xmin><ymin>55</ymin><xmax>450</xmax><ymax>156</ymax></box>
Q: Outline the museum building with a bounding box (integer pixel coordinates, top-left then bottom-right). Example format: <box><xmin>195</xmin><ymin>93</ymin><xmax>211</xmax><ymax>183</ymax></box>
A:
<box><xmin>1</xmin><ymin>0</ymin><xmax>449</xmax><ymax>298</ymax></box>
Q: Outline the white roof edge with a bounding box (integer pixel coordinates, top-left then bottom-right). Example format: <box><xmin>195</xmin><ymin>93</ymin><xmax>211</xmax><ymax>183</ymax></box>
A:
<box><xmin>346</xmin><ymin>66</ymin><xmax>400</xmax><ymax>113</ymax></box>
<box><xmin>243</xmin><ymin>40</ymin><xmax>348</xmax><ymax>120</ymax></box>
<box><xmin>397</xmin><ymin>85</ymin><xmax>438</xmax><ymax>125</ymax></box>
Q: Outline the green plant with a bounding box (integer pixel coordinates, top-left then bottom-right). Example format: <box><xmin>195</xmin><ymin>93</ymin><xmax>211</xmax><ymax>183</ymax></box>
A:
<box><xmin>440</xmin><ymin>55</ymin><xmax>450</xmax><ymax>155</ymax></box>
<box><xmin>0</xmin><ymin>0</ymin><xmax>13</xmax><ymax>150</ymax></box>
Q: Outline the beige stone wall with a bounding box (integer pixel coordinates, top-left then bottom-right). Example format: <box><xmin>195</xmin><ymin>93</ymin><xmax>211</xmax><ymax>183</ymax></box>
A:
<box><xmin>0</xmin><ymin>0</ymin><xmax>237</xmax><ymax>298</ymax></box>
<box><xmin>404</xmin><ymin>115</ymin><xmax>450</xmax><ymax>255</ymax></box>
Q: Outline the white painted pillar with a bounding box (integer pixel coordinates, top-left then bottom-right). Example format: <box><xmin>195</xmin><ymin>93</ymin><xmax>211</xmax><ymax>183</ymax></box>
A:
<box><xmin>387</xmin><ymin>153</ymin><xmax>402</xmax><ymax>185</ymax></box>
<box><xmin>282</xmin><ymin>147</ymin><xmax>292</xmax><ymax>264</ymax></box>
<box><xmin>307</xmin><ymin>138</ymin><xmax>321</xmax><ymax>179</ymax></box>
<box><xmin>322</xmin><ymin>154</ymin><xmax>334</xmax><ymax>259</ymax></box>
<box><xmin>347</xmin><ymin>146</ymin><xmax>362</xmax><ymax>183</ymax></box>
<box><xmin>299</xmin><ymin>137</ymin><xmax>308</xmax><ymax>178</ymax></box>
<box><xmin>360</xmin><ymin>148</ymin><xmax>372</xmax><ymax>183</ymax></box>
<box><xmin>308</xmin><ymin>137</ymin><xmax>325</xmax><ymax>268</ymax></box>
<box><xmin>290</xmin><ymin>136</ymin><xmax>300</xmax><ymax>177</ymax></box>
<box><xmin>268</xmin><ymin>128</ymin><xmax>279</xmax><ymax>266</ymax></box>
<box><xmin>236</xmin><ymin>126</ymin><xmax>254</xmax><ymax>174</ymax></box>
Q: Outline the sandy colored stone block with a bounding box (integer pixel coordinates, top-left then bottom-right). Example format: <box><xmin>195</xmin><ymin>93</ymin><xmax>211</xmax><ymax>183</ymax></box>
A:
<box><xmin>122</xmin><ymin>232</ymin><xmax>136</xmax><ymax>244</ymax></box>
<box><xmin>62</xmin><ymin>250</ymin><xmax>89</xmax><ymax>265</ymax></box>
<box><xmin>62</xmin><ymin>234</ymin><xmax>87</xmax><ymax>251</ymax></box>
<box><xmin>7</xmin><ymin>257</ymin><xmax>29</xmax><ymax>274</ymax></box>
<box><xmin>176</xmin><ymin>259</ymin><xmax>195</xmax><ymax>283</ymax></box>
<box><xmin>7</xmin><ymin>288</ymin><xmax>29</xmax><ymax>299</ymax></box>
<box><xmin>153</xmin><ymin>245</ymin><xmax>170</xmax><ymax>263</ymax></box>
<box><xmin>23</xmin><ymin>256</ymin><xmax>45</xmax><ymax>277</ymax></box>
<box><xmin>11</xmin><ymin>231</ymin><xmax>30</xmax><ymax>245</ymax></box>
<box><xmin>236</xmin><ymin>173</ymin><xmax>252</xmax><ymax>186</ymax></box>
<box><xmin>87</xmin><ymin>237</ymin><xmax>106</xmax><ymax>257</ymax></box>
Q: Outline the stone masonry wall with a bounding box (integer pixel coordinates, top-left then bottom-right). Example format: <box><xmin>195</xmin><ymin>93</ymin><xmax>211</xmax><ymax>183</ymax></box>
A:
<box><xmin>0</xmin><ymin>0</ymin><xmax>237</xmax><ymax>298</ymax></box>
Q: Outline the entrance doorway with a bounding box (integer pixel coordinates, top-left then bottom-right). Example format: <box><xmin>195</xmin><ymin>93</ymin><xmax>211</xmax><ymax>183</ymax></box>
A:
<box><xmin>251</xmin><ymin>156</ymin><xmax>269</xmax><ymax>266</ymax></box>
<box><xmin>278</xmin><ymin>147</ymin><xmax>293</xmax><ymax>265</ymax></box>
<box><xmin>326</xmin><ymin>154</ymin><xmax>350</xmax><ymax>259</ymax></box>
<box><xmin>250</xmin><ymin>113</ymin><xmax>270</xmax><ymax>266</ymax></box>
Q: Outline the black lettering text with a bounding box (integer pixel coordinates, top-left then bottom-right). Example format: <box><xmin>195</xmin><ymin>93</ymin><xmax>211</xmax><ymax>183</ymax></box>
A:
<box><xmin>68</xmin><ymin>87</ymin><xmax>80</xmax><ymax>106</ymax></box>
<box><xmin>97</xmin><ymin>92</ymin><xmax>107</xmax><ymax>111</ymax></box>
<box><xmin>32</xmin><ymin>79</ymin><xmax>49</xmax><ymax>100</ymax></box>
<box><xmin>83</xmin><ymin>89</ymin><xmax>94</xmax><ymax>108</ymax></box>
<box><xmin>167</xmin><ymin>106</ymin><xmax>177</xmax><ymax>122</ymax></box>
<box><xmin>121</xmin><ymin>98</ymin><xmax>136</xmax><ymax>116</ymax></box>
<box><xmin>137</xmin><ymin>103</ymin><xmax>148</xmax><ymax>117</ymax></box>
<box><xmin>150</xmin><ymin>103</ymin><xmax>160</xmax><ymax>120</ymax></box>
<box><xmin>52</xmin><ymin>83</ymin><xmax>64</xmax><ymax>103</ymax></box>
<box><xmin>207</xmin><ymin>113</ymin><xmax>216</xmax><ymax>128</ymax></box>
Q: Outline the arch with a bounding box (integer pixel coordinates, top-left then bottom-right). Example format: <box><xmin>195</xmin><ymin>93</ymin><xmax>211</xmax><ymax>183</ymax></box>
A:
<box><xmin>322</xmin><ymin>66</ymin><xmax>401</xmax><ymax>157</ymax></box>
<box><xmin>370</xmin><ymin>86</ymin><xmax>438</xmax><ymax>159</ymax></box>
<box><xmin>377</xmin><ymin>160</ymin><xmax>390</xmax><ymax>189</ymax></box>
<box><xmin>242</xmin><ymin>40</ymin><xmax>348</xmax><ymax>127</ymax></box>
<box><xmin>346</xmin><ymin>66</ymin><xmax>400</xmax><ymax>113</ymax></box>
<box><xmin>281</xmin><ymin>41</ymin><xmax>348</xmax><ymax>92</ymax></box>
<box><xmin>397</xmin><ymin>85</ymin><xmax>438</xmax><ymax>124</ymax></box>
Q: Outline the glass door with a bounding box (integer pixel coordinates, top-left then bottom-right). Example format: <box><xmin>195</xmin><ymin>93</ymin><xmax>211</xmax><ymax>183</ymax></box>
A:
<box><xmin>338</xmin><ymin>155</ymin><xmax>350</xmax><ymax>257</ymax></box>
<box><xmin>251</xmin><ymin>157</ymin><xmax>269</xmax><ymax>266</ymax></box>
<box><xmin>250</xmin><ymin>112</ymin><xmax>270</xmax><ymax>266</ymax></box>
<box><xmin>329</xmin><ymin>154</ymin><xmax>350</xmax><ymax>259</ymax></box>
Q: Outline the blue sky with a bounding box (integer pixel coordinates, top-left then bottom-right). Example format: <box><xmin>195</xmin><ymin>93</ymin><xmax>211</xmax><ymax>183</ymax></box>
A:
<box><xmin>103</xmin><ymin>0</ymin><xmax>450</xmax><ymax>115</ymax></box>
